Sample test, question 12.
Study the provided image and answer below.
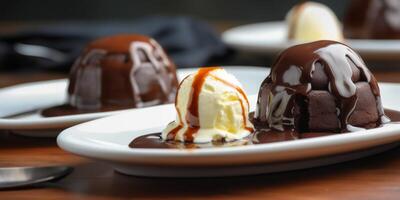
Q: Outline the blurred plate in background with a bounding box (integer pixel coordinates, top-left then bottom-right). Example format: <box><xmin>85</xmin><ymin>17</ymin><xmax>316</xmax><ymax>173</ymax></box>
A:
<box><xmin>222</xmin><ymin>21</ymin><xmax>400</xmax><ymax>61</ymax></box>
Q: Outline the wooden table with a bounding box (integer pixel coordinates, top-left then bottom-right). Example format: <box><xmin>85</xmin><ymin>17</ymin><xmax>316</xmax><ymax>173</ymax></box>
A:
<box><xmin>1</xmin><ymin>68</ymin><xmax>400</xmax><ymax>200</ymax></box>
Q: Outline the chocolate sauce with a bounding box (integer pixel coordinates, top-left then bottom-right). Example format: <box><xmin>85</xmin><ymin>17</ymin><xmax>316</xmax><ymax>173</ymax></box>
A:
<box><xmin>131</xmin><ymin>133</ymin><xmax>251</xmax><ymax>149</ymax></box>
<box><xmin>254</xmin><ymin>40</ymin><xmax>388</xmax><ymax>132</ymax></box>
<box><xmin>165</xmin><ymin>67</ymin><xmax>253</xmax><ymax>142</ymax></box>
<box><xmin>129</xmin><ymin>109</ymin><xmax>399</xmax><ymax>149</ymax></box>
<box><xmin>42</xmin><ymin>34</ymin><xmax>179</xmax><ymax>117</ymax></box>
<box><xmin>344</xmin><ymin>0</ymin><xmax>400</xmax><ymax>39</ymax></box>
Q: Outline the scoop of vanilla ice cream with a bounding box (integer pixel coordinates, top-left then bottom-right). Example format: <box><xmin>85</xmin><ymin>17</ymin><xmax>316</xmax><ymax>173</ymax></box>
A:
<box><xmin>162</xmin><ymin>67</ymin><xmax>253</xmax><ymax>143</ymax></box>
<box><xmin>286</xmin><ymin>1</ymin><xmax>343</xmax><ymax>42</ymax></box>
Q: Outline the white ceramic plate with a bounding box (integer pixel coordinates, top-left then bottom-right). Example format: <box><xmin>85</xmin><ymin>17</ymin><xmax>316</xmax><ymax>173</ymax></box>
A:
<box><xmin>0</xmin><ymin>66</ymin><xmax>269</xmax><ymax>136</ymax></box>
<box><xmin>222</xmin><ymin>21</ymin><xmax>400</xmax><ymax>60</ymax></box>
<box><xmin>58</xmin><ymin>86</ymin><xmax>400</xmax><ymax>177</ymax></box>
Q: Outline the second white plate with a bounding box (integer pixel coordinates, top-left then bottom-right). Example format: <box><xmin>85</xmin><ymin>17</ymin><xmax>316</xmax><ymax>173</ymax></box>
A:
<box><xmin>222</xmin><ymin>21</ymin><xmax>400</xmax><ymax>60</ymax></box>
<box><xmin>0</xmin><ymin>66</ymin><xmax>269</xmax><ymax>136</ymax></box>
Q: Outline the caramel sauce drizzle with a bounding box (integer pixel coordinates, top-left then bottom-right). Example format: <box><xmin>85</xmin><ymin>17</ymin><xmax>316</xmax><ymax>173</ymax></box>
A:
<box><xmin>167</xmin><ymin>67</ymin><xmax>253</xmax><ymax>142</ymax></box>
<box><xmin>209</xmin><ymin>74</ymin><xmax>254</xmax><ymax>132</ymax></box>
<box><xmin>183</xmin><ymin>67</ymin><xmax>219</xmax><ymax>142</ymax></box>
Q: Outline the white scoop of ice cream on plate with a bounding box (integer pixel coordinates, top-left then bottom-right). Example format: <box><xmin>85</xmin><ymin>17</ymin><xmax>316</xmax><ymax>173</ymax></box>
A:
<box><xmin>286</xmin><ymin>1</ymin><xmax>343</xmax><ymax>42</ymax></box>
<box><xmin>161</xmin><ymin>67</ymin><xmax>254</xmax><ymax>143</ymax></box>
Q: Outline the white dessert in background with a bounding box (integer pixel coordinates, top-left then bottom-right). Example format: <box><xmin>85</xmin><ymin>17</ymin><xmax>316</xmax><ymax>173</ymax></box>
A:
<box><xmin>286</xmin><ymin>1</ymin><xmax>344</xmax><ymax>42</ymax></box>
<box><xmin>162</xmin><ymin>67</ymin><xmax>253</xmax><ymax>143</ymax></box>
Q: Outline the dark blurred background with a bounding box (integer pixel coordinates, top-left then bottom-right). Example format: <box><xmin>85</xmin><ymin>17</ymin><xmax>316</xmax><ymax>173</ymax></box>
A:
<box><xmin>0</xmin><ymin>0</ymin><xmax>352</xmax><ymax>74</ymax></box>
<box><xmin>0</xmin><ymin>0</ymin><xmax>348</xmax><ymax>22</ymax></box>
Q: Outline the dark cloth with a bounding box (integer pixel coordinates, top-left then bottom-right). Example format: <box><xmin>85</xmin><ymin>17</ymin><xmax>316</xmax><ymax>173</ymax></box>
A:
<box><xmin>0</xmin><ymin>16</ymin><xmax>232</xmax><ymax>71</ymax></box>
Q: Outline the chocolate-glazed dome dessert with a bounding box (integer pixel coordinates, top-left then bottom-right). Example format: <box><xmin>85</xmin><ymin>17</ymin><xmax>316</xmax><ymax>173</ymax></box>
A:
<box><xmin>42</xmin><ymin>34</ymin><xmax>179</xmax><ymax>116</ymax></box>
<box><xmin>344</xmin><ymin>0</ymin><xmax>400</xmax><ymax>39</ymax></box>
<box><xmin>254</xmin><ymin>40</ymin><xmax>389</xmax><ymax>132</ymax></box>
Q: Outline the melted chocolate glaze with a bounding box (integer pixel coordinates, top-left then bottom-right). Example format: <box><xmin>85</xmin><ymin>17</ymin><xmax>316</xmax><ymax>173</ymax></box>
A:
<box><xmin>165</xmin><ymin>67</ymin><xmax>253</xmax><ymax>142</ymax></box>
<box><xmin>129</xmin><ymin>109</ymin><xmax>399</xmax><ymax>149</ymax></box>
<box><xmin>253</xmin><ymin>40</ymin><xmax>388</xmax><ymax>132</ymax></box>
<box><xmin>344</xmin><ymin>0</ymin><xmax>400</xmax><ymax>39</ymax></box>
<box><xmin>42</xmin><ymin>34</ymin><xmax>179</xmax><ymax>117</ymax></box>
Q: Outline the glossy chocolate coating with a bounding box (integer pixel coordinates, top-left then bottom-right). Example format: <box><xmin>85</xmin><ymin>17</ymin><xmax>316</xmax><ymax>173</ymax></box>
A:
<box><xmin>254</xmin><ymin>40</ymin><xmax>388</xmax><ymax>132</ymax></box>
<box><xmin>344</xmin><ymin>0</ymin><xmax>400</xmax><ymax>39</ymax></box>
<box><xmin>43</xmin><ymin>35</ymin><xmax>178</xmax><ymax>116</ymax></box>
